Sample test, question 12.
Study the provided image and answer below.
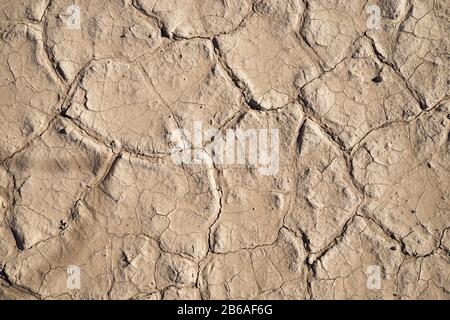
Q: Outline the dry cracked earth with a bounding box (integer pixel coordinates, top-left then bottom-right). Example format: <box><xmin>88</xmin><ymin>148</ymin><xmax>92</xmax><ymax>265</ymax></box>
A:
<box><xmin>0</xmin><ymin>0</ymin><xmax>449</xmax><ymax>300</ymax></box>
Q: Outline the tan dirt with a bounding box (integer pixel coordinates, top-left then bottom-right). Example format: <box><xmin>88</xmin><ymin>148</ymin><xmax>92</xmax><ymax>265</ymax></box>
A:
<box><xmin>0</xmin><ymin>0</ymin><xmax>448</xmax><ymax>300</ymax></box>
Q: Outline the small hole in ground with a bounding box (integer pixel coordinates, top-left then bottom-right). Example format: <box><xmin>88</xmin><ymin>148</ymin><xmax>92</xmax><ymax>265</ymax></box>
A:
<box><xmin>372</xmin><ymin>75</ymin><xmax>383</xmax><ymax>83</ymax></box>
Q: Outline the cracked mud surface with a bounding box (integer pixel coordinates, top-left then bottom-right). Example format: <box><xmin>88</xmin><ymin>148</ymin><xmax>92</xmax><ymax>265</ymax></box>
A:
<box><xmin>0</xmin><ymin>0</ymin><xmax>449</xmax><ymax>300</ymax></box>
